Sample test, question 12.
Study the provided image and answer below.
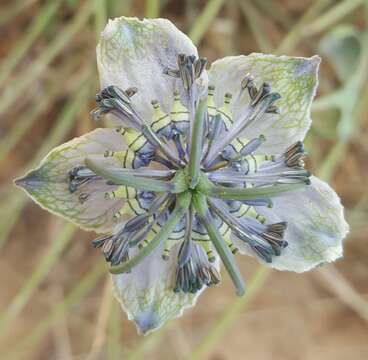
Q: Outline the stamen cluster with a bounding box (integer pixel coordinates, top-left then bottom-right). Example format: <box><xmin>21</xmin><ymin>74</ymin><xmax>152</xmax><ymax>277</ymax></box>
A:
<box><xmin>68</xmin><ymin>54</ymin><xmax>310</xmax><ymax>295</ymax></box>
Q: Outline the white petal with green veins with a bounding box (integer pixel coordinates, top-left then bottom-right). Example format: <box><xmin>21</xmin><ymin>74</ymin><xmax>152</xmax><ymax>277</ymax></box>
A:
<box><xmin>97</xmin><ymin>17</ymin><xmax>205</xmax><ymax>122</ymax></box>
<box><xmin>208</xmin><ymin>54</ymin><xmax>320</xmax><ymax>154</ymax></box>
<box><xmin>233</xmin><ymin>176</ymin><xmax>349</xmax><ymax>272</ymax></box>
<box><xmin>15</xmin><ymin>128</ymin><xmax>126</xmax><ymax>233</ymax></box>
<box><xmin>112</xmin><ymin>242</ymin><xmax>220</xmax><ymax>334</ymax></box>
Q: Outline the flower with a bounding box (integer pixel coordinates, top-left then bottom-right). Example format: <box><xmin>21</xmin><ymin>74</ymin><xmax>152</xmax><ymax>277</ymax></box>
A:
<box><xmin>15</xmin><ymin>17</ymin><xmax>349</xmax><ymax>335</ymax></box>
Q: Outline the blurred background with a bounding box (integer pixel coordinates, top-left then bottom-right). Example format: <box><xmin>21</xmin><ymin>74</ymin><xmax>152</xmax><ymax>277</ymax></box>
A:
<box><xmin>0</xmin><ymin>0</ymin><xmax>367</xmax><ymax>359</ymax></box>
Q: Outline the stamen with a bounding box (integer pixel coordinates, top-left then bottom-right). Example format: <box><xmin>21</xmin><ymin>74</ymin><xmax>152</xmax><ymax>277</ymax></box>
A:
<box><xmin>217</xmin><ymin>93</ymin><xmax>233</xmax><ymax>130</ymax></box>
<box><xmin>250</xmin><ymin>82</ymin><xmax>271</xmax><ymax>106</ymax></box>
<box><xmin>165</xmin><ymin>54</ymin><xmax>207</xmax><ymax>86</ymax></box>
<box><xmin>241</xmin><ymin>76</ymin><xmax>280</xmax><ymax>115</ymax></box>
<box><xmin>241</xmin><ymin>74</ymin><xmax>257</xmax><ymax>98</ymax></box>
<box><xmin>91</xmin><ymin>85</ymin><xmax>141</xmax><ymax>129</ymax></box>
<box><xmin>203</xmin><ymin>88</ymin><xmax>281</xmax><ymax>167</ymax></box>
<box><xmin>170</xmin><ymin>91</ymin><xmax>189</xmax><ymax>135</ymax></box>
<box><xmin>153</xmin><ymin>154</ymin><xmax>178</xmax><ymax>169</ymax></box>
<box><xmin>68</xmin><ymin>166</ymin><xmax>101</xmax><ymax>193</ymax></box>
<box><xmin>92</xmin><ymin>227</ymin><xmax>130</xmax><ymax>266</ymax></box>
<box><xmin>110</xmin><ymin>192</ymin><xmax>192</xmax><ymax>275</ymax></box>
<box><xmin>243</xmin><ymin>199</ymin><xmax>273</xmax><ymax>208</ymax></box>
<box><xmin>125</xmin><ymin>87</ymin><xmax>138</xmax><ymax>98</ymax></box>
<box><xmin>78</xmin><ymin>192</ymin><xmax>90</xmax><ymax>204</ymax></box>
<box><xmin>85</xmin><ymin>57</ymin><xmax>314</xmax><ymax>297</ymax></box>
<box><xmin>284</xmin><ymin>141</ymin><xmax>306</xmax><ymax>168</ymax></box>
<box><xmin>174</xmin><ymin>242</ymin><xmax>220</xmax><ymax>294</ymax></box>
<box><xmin>194</xmin><ymin>57</ymin><xmax>207</xmax><ymax>78</ymax></box>
<box><xmin>209</xmin><ymin>199</ymin><xmax>287</xmax><ymax>263</ymax></box>
<box><xmin>93</xmin><ymin>85</ymin><xmax>184</xmax><ymax>167</ymax></box>
<box><xmin>173</xmin><ymin>132</ymin><xmax>186</xmax><ymax>161</ymax></box>
<box><xmin>235</xmin><ymin>135</ymin><xmax>266</xmax><ymax>159</ymax></box>
<box><xmin>96</xmin><ymin>85</ymin><xmax>135</xmax><ymax>103</ymax></box>
<box><xmin>176</xmin><ymin>205</ymin><xmax>194</xmax><ymax>265</ymax></box>
<box><xmin>177</xmin><ymin>54</ymin><xmax>195</xmax><ymax>91</ymax></box>
<box><xmin>204</xmin><ymin>114</ymin><xmax>224</xmax><ymax>164</ymax></box>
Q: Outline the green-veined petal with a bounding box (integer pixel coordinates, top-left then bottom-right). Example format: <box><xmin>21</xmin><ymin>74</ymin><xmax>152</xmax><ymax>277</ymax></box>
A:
<box><xmin>208</xmin><ymin>54</ymin><xmax>320</xmax><ymax>154</ymax></box>
<box><xmin>233</xmin><ymin>176</ymin><xmax>349</xmax><ymax>272</ymax></box>
<box><xmin>15</xmin><ymin>128</ymin><xmax>126</xmax><ymax>233</ymax></box>
<box><xmin>112</xmin><ymin>240</ymin><xmax>220</xmax><ymax>334</ymax></box>
<box><xmin>97</xmin><ymin>17</ymin><xmax>207</xmax><ymax>122</ymax></box>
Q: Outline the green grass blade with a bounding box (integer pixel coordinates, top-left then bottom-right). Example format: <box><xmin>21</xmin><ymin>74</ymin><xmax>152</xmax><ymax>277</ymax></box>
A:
<box><xmin>0</xmin><ymin>223</ymin><xmax>76</xmax><ymax>335</ymax></box>
<box><xmin>0</xmin><ymin>0</ymin><xmax>62</xmax><ymax>87</ymax></box>
<box><xmin>94</xmin><ymin>0</ymin><xmax>107</xmax><ymax>41</ymax></box>
<box><xmin>238</xmin><ymin>0</ymin><xmax>273</xmax><ymax>52</ymax></box>
<box><xmin>107</xmin><ymin>297</ymin><xmax>123</xmax><ymax>360</ymax></box>
<box><xmin>276</xmin><ymin>0</ymin><xmax>334</xmax><ymax>54</ymax></box>
<box><xmin>4</xmin><ymin>262</ymin><xmax>106</xmax><ymax>360</ymax></box>
<box><xmin>0</xmin><ymin>193</ymin><xmax>28</xmax><ymax>248</ymax></box>
<box><xmin>0</xmin><ymin>58</ymin><xmax>85</xmax><ymax>164</ymax></box>
<box><xmin>126</xmin><ymin>323</ymin><xmax>173</xmax><ymax>360</ymax></box>
<box><xmin>306</xmin><ymin>0</ymin><xmax>365</xmax><ymax>36</ymax></box>
<box><xmin>189</xmin><ymin>0</ymin><xmax>225</xmax><ymax>45</ymax></box>
<box><xmin>188</xmin><ymin>267</ymin><xmax>270</xmax><ymax>360</ymax></box>
<box><xmin>145</xmin><ymin>0</ymin><xmax>160</xmax><ymax>18</ymax></box>
<box><xmin>0</xmin><ymin>65</ymin><xmax>94</xmax><ymax>248</ymax></box>
<box><xmin>0</xmin><ymin>0</ymin><xmax>38</xmax><ymax>27</ymax></box>
<box><xmin>253</xmin><ymin>0</ymin><xmax>293</xmax><ymax>29</ymax></box>
<box><xmin>0</xmin><ymin>0</ymin><xmax>94</xmax><ymax>118</ymax></box>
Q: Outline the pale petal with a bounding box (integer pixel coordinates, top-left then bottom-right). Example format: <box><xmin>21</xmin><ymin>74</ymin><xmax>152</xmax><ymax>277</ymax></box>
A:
<box><xmin>208</xmin><ymin>54</ymin><xmax>320</xmax><ymax>153</ymax></box>
<box><xmin>233</xmin><ymin>176</ymin><xmax>349</xmax><ymax>272</ymax></box>
<box><xmin>112</xmin><ymin>242</ymin><xmax>220</xmax><ymax>334</ymax></box>
<box><xmin>97</xmin><ymin>17</ymin><xmax>205</xmax><ymax>121</ymax></box>
<box><xmin>15</xmin><ymin>128</ymin><xmax>126</xmax><ymax>233</ymax></box>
